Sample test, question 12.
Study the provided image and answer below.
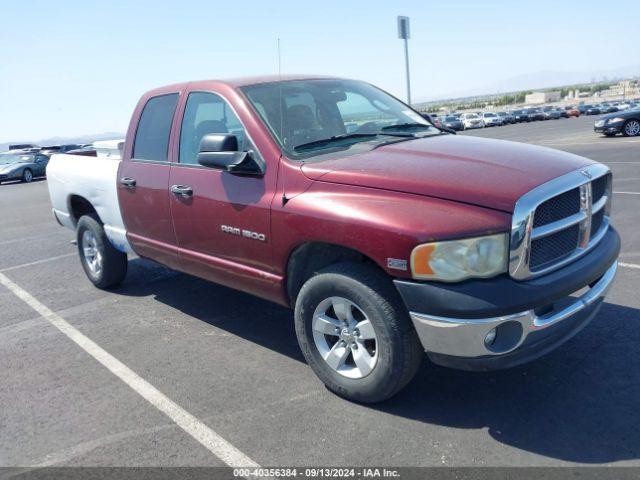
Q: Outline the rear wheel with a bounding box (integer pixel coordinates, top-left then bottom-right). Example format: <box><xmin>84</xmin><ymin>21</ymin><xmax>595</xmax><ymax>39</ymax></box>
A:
<box><xmin>77</xmin><ymin>215</ymin><xmax>128</xmax><ymax>289</ymax></box>
<box><xmin>21</xmin><ymin>169</ymin><xmax>33</xmax><ymax>183</ymax></box>
<box><xmin>294</xmin><ymin>263</ymin><xmax>423</xmax><ymax>403</ymax></box>
<box><xmin>623</xmin><ymin>119</ymin><xmax>640</xmax><ymax>137</ymax></box>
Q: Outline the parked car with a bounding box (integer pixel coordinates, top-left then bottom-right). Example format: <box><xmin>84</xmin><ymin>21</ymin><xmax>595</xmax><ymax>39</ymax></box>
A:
<box><xmin>40</xmin><ymin>144</ymin><xmax>83</xmax><ymax>156</ymax></box>
<box><xmin>541</xmin><ymin>106</ymin><xmax>562</xmax><ymax>120</ymax></box>
<box><xmin>586</xmin><ymin>105</ymin><xmax>602</xmax><ymax>115</ymax></box>
<box><xmin>482</xmin><ymin>112</ymin><xmax>502</xmax><ymax>126</ymax></box>
<box><xmin>47</xmin><ymin>75</ymin><xmax>619</xmax><ymax>403</ymax></box>
<box><xmin>8</xmin><ymin>143</ymin><xmax>39</xmax><ymax>151</ymax></box>
<box><xmin>594</xmin><ymin>108</ymin><xmax>640</xmax><ymax>137</ymax></box>
<box><xmin>524</xmin><ymin>107</ymin><xmax>545</xmax><ymax>121</ymax></box>
<box><xmin>565</xmin><ymin>106</ymin><xmax>581</xmax><ymax>117</ymax></box>
<box><xmin>0</xmin><ymin>152</ymin><xmax>49</xmax><ymax>184</ymax></box>
<box><xmin>511</xmin><ymin>109</ymin><xmax>531</xmax><ymax>122</ymax></box>
<box><xmin>459</xmin><ymin>112</ymin><xmax>485</xmax><ymax>129</ymax></box>
<box><xmin>436</xmin><ymin>115</ymin><xmax>464</xmax><ymax>131</ymax></box>
<box><xmin>599</xmin><ymin>103</ymin><xmax>617</xmax><ymax>113</ymax></box>
<box><xmin>66</xmin><ymin>144</ymin><xmax>98</xmax><ymax>157</ymax></box>
<box><xmin>496</xmin><ymin>111</ymin><xmax>515</xmax><ymax>124</ymax></box>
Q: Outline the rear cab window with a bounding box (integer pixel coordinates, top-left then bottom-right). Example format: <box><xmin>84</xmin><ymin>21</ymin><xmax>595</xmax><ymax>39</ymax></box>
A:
<box><xmin>133</xmin><ymin>93</ymin><xmax>179</xmax><ymax>161</ymax></box>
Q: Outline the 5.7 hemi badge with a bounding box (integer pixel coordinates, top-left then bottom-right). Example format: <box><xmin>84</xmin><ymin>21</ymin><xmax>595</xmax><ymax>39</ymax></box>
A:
<box><xmin>221</xmin><ymin>225</ymin><xmax>266</xmax><ymax>242</ymax></box>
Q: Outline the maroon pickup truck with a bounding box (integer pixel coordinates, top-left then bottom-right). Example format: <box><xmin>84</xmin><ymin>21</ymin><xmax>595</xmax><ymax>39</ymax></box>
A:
<box><xmin>48</xmin><ymin>76</ymin><xmax>619</xmax><ymax>402</ymax></box>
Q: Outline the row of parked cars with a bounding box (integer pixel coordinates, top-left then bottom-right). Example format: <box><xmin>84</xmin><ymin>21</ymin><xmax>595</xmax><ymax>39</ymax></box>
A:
<box><xmin>0</xmin><ymin>141</ymin><xmax>120</xmax><ymax>184</ymax></box>
<box><xmin>426</xmin><ymin>99</ymin><xmax>640</xmax><ymax>131</ymax></box>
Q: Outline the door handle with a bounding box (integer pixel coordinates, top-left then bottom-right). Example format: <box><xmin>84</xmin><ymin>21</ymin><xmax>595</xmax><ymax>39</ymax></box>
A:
<box><xmin>170</xmin><ymin>185</ymin><xmax>193</xmax><ymax>197</ymax></box>
<box><xmin>120</xmin><ymin>177</ymin><xmax>136</xmax><ymax>188</ymax></box>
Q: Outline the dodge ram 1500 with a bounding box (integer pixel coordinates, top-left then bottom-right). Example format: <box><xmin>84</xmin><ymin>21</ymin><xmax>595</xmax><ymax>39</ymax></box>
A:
<box><xmin>47</xmin><ymin>76</ymin><xmax>619</xmax><ymax>402</ymax></box>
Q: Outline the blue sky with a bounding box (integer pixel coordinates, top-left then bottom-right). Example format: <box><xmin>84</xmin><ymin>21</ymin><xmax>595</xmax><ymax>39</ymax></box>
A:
<box><xmin>1</xmin><ymin>0</ymin><xmax>637</xmax><ymax>142</ymax></box>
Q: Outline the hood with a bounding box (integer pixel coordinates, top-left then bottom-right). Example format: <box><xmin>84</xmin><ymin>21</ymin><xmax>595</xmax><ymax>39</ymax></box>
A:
<box><xmin>0</xmin><ymin>164</ymin><xmax>21</xmax><ymax>173</ymax></box>
<box><xmin>301</xmin><ymin>135</ymin><xmax>595</xmax><ymax>212</ymax></box>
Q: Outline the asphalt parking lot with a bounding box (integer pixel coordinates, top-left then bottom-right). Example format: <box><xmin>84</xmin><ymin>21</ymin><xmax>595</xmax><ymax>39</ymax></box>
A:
<box><xmin>1</xmin><ymin>114</ymin><xmax>639</xmax><ymax>469</ymax></box>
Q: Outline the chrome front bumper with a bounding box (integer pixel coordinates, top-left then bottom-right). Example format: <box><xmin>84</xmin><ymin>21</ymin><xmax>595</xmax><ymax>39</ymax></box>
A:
<box><xmin>410</xmin><ymin>261</ymin><xmax>617</xmax><ymax>359</ymax></box>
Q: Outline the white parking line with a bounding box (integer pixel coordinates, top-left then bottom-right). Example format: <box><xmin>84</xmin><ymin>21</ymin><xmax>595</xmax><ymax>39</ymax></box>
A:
<box><xmin>620</xmin><ymin>262</ymin><xmax>640</xmax><ymax>270</ymax></box>
<box><xmin>0</xmin><ymin>271</ymin><xmax>260</xmax><ymax>469</ymax></box>
<box><xmin>613</xmin><ymin>191</ymin><xmax>640</xmax><ymax>195</ymax></box>
<box><xmin>0</xmin><ymin>253</ymin><xmax>76</xmax><ymax>272</ymax></box>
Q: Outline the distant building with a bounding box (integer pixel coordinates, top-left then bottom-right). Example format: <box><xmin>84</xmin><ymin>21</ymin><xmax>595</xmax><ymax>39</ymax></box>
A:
<box><xmin>525</xmin><ymin>91</ymin><xmax>561</xmax><ymax>104</ymax></box>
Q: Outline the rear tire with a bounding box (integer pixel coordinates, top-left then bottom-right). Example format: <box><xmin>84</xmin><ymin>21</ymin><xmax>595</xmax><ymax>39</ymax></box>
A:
<box><xmin>76</xmin><ymin>215</ymin><xmax>127</xmax><ymax>289</ymax></box>
<box><xmin>294</xmin><ymin>262</ymin><xmax>423</xmax><ymax>403</ymax></box>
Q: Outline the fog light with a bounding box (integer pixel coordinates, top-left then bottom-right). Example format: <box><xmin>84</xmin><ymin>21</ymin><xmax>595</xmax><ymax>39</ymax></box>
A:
<box><xmin>484</xmin><ymin>328</ymin><xmax>497</xmax><ymax>346</ymax></box>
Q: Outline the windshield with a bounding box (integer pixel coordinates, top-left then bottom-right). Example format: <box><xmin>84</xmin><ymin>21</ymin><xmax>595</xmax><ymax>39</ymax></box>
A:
<box><xmin>484</xmin><ymin>113</ymin><xmax>496</xmax><ymax>117</ymax></box>
<box><xmin>465</xmin><ymin>114</ymin><xmax>479</xmax><ymax>119</ymax></box>
<box><xmin>241</xmin><ymin>79</ymin><xmax>439</xmax><ymax>158</ymax></box>
<box><xmin>0</xmin><ymin>154</ymin><xmax>32</xmax><ymax>165</ymax></box>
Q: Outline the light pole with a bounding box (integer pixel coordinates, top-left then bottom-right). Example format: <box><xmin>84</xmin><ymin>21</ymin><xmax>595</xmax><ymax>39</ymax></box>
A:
<box><xmin>397</xmin><ymin>16</ymin><xmax>411</xmax><ymax>105</ymax></box>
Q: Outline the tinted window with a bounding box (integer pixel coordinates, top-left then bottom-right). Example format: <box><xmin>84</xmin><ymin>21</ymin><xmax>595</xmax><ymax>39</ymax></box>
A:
<box><xmin>133</xmin><ymin>93</ymin><xmax>179</xmax><ymax>161</ymax></box>
<box><xmin>179</xmin><ymin>92</ymin><xmax>247</xmax><ymax>165</ymax></box>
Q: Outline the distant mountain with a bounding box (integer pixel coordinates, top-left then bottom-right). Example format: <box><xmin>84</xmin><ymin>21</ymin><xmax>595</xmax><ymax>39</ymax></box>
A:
<box><xmin>420</xmin><ymin>64</ymin><xmax>640</xmax><ymax>102</ymax></box>
<box><xmin>0</xmin><ymin>132</ymin><xmax>125</xmax><ymax>152</ymax></box>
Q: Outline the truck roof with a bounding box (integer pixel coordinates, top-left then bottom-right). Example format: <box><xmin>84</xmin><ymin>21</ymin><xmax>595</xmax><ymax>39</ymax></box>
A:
<box><xmin>142</xmin><ymin>75</ymin><xmax>342</xmax><ymax>96</ymax></box>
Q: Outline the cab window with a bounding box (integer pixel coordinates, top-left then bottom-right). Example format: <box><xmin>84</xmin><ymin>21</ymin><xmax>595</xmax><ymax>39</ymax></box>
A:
<box><xmin>133</xmin><ymin>93</ymin><xmax>179</xmax><ymax>161</ymax></box>
<box><xmin>179</xmin><ymin>92</ymin><xmax>247</xmax><ymax>165</ymax></box>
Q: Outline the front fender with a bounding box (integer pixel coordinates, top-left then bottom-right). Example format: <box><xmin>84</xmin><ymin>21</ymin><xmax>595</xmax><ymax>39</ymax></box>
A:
<box><xmin>271</xmin><ymin>181</ymin><xmax>511</xmax><ymax>279</ymax></box>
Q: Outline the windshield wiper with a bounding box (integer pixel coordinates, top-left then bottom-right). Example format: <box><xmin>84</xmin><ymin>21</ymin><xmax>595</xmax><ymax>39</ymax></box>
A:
<box><xmin>381</xmin><ymin>122</ymin><xmax>432</xmax><ymax>131</ymax></box>
<box><xmin>293</xmin><ymin>132</ymin><xmax>413</xmax><ymax>152</ymax></box>
<box><xmin>383</xmin><ymin>122</ymin><xmax>455</xmax><ymax>136</ymax></box>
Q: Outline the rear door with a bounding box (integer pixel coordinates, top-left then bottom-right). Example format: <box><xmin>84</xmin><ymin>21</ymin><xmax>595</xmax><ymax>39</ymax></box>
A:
<box><xmin>168</xmin><ymin>90</ymin><xmax>276</xmax><ymax>295</ymax></box>
<box><xmin>118</xmin><ymin>92</ymin><xmax>182</xmax><ymax>269</ymax></box>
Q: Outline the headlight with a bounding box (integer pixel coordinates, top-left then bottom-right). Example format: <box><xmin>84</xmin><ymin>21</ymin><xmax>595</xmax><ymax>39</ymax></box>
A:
<box><xmin>410</xmin><ymin>233</ymin><xmax>509</xmax><ymax>282</ymax></box>
<box><xmin>595</xmin><ymin>120</ymin><xmax>605</xmax><ymax>127</ymax></box>
<box><xmin>607</xmin><ymin>117</ymin><xmax>625</xmax><ymax>124</ymax></box>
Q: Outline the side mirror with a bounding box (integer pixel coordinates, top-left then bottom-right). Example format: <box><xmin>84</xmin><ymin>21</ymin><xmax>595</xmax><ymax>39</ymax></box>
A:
<box><xmin>197</xmin><ymin>134</ymin><xmax>263</xmax><ymax>176</ymax></box>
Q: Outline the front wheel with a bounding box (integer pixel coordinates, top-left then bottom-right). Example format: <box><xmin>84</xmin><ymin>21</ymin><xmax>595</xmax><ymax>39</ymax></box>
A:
<box><xmin>294</xmin><ymin>263</ymin><xmax>423</xmax><ymax>403</ymax></box>
<box><xmin>623</xmin><ymin>119</ymin><xmax>640</xmax><ymax>137</ymax></box>
<box><xmin>77</xmin><ymin>215</ymin><xmax>128</xmax><ymax>289</ymax></box>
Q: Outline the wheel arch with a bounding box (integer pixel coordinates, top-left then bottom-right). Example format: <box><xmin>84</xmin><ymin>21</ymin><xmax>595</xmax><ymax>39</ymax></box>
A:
<box><xmin>67</xmin><ymin>194</ymin><xmax>101</xmax><ymax>226</ymax></box>
<box><xmin>285</xmin><ymin>242</ymin><xmax>384</xmax><ymax>306</ymax></box>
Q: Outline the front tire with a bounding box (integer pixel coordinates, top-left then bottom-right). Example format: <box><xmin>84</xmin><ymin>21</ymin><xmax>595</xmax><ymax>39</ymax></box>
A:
<box><xmin>22</xmin><ymin>169</ymin><xmax>33</xmax><ymax>183</ymax></box>
<box><xmin>76</xmin><ymin>215</ymin><xmax>128</xmax><ymax>289</ymax></box>
<box><xmin>623</xmin><ymin>119</ymin><xmax>640</xmax><ymax>137</ymax></box>
<box><xmin>294</xmin><ymin>263</ymin><xmax>423</xmax><ymax>403</ymax></box>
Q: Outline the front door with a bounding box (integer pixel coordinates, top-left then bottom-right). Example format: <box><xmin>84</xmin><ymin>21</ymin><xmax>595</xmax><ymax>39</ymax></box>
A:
<box><xmin>118</xmin><ymin>92</ymin><xmax>182</xmax><ymax>269</ymax></box>
<box><xmin>168</xmin><ymin>91</ymin><xmax>276</xmax><ymax>297</ymax></box>
<box><xmin>34</xmin><ymin>154</ymin><xmax>49</xmax><ymax>176</ymax></box>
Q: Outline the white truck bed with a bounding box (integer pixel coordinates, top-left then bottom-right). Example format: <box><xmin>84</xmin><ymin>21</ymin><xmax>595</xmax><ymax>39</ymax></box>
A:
<box><xmin>46</xmin><ymin>153</ymin><xmax>133</xmax><ymax>253</ymax></box>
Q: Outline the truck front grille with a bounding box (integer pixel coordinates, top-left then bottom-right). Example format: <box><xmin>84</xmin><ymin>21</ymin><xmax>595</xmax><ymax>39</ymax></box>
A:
<box><xmin>530</xmin><ymin>224</ymin><xmax>580</xmax><ymax>270</ymax></box>
<box><xmin>509</xmin><ymin>166</ymin><xmax>612</xmax><ymax>280</ymax></box>
<box><xmin>532</xmin><ymin>188</ymin><xmax>580</xmax><ymax>228</ymax></box>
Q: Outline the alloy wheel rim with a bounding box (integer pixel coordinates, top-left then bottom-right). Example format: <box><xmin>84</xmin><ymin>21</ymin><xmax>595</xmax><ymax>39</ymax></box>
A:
<box><xmin>82</xmin><ymin>230</ymin><xmax>102</xmax><ymax>276</ymax></box>
<box><xmin>311</xmin><ymin>296</ymin><xmax>378</xmax><ymax>379</ymax></box>
<box><xmin>24</xmin><ymin>170</ymin><xmax>32</xmax><ymax>182</ymax></box>
<box><xmin>625</xmin><ymin>121</ymin><xmax>640</xmax><ymax>136</ymax></box>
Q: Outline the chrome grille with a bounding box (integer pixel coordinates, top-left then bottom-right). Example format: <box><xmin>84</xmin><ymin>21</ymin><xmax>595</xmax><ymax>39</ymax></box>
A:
<box><xmin>509</xmin><ymin>165</ymin><xmax>612</xmax><ymax>280</ymax></box>
<box><xmin>532</xmin><ymin>188</ymin><xmax>580</xmax><ymax>228</ymax></box>
<box><xmin>530</xmin><ymin>224</ymin><xmax>579</xmax><ymax>270</ymax></box>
